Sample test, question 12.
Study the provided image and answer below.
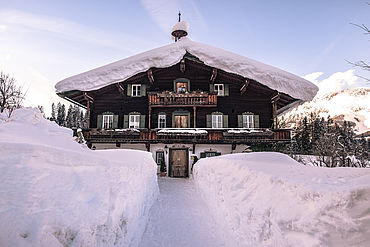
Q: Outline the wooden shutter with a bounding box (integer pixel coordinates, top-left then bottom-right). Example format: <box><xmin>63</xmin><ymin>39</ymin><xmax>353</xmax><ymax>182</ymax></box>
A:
<box><xmin>224</xmin><ymin>84</ymin><xmax>229</xmax><ymax>96</ymax></box>
<box><xmin>223</xmin><ymin>115</ymin><xmax>228</xmax><ymax>128</ymax></box>
<box><xmin>237</xmin><ymin>115</ymin><xmax>242</xmax><ymax>128</ymax></box>
<box><xmin>127</xmin><ymin>84</ymin><xmax>132</xmax><ymax>96</ymax></box>
<box><xmin>113</xmin><ymin>115</ymin><xmax>119</xmax><ymax>129</ymax></box>
<box><xmin>97</xmin><ymin>115</ymin><xmax>103</xmax><ymax>129</ymax></box>
<box><xmin>123</xmin><ymin>115</ymin><xmax>129</xmax><ymax>128</ymax></box>
<box><xmin>254</xmin><ymin>115</ymin><xmax>260</xmax><ymax>128</ymax></box>
<box><xmin>140</xmin><ymin>115</ymin><xmax>146</xmax><ymax>128</ymax></box>
<box><xmin>206</xmin><ymin>115</ymin><xmax>212</xmax><ymax>128</ymax></box>
<box><xmin>209</xmin><ymin>84</ymin><xmax>214</xmax><ymax>93</ymax></box>
<box><xmin>141</xmin><ymin>84</ymin><xmax>146</xmax><ymax>96</ymax></box>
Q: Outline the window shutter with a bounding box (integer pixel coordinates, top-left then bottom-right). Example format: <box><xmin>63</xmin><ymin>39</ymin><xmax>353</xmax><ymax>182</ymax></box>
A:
<box><xmin>223</xmin><ymin>115</ymin><xmax>228</xmax><ymax>128</ymax></box>
<box><xmin>200</xmin><ymin>152</ymin><xmax>206</xmax><ymax>158</ymax></box>
<box><xmin>127</xmin><ymin>84</ymin><xmax>132</xmax><ymax>96</ymax></box>
<box><xmin>209</xmin><ymin>84</ymin><xmax>214</xmax><ymax>93</ymax></box>
<box><xmin>113</xmin><ymin>115</ymin><xmax>119</xmax><ymax>129</ymax></box>
<box><xmin>140</xmin><ymin>115</ymin><xmax>146</xmax><ymax>128</ymax></box>
<box><xmin>237</xmin><ymin>115</ymin><xmax>242</xmax><ymax>128</ymax></box>
<box><xmin>141</xmin><ymin>84</ymin><xmax>146</xmax><ymax>96</ymax></box>
<box><xmin>206</xmin><ymin>114</ymin><xmax>212</xmax><ymax>128</ymax></box>
<box><xmin>254</xmin><ymin>115</ymin><xmax>260</xmax><ymax>128</ymax></box>
<box><xmin>224</xmin><ymin>84</ymin><xmax>229</xmax><ymax>96</ymax></box>
<box><xmin>123</xmin><ymin>115</ymin><xmax>129</xmax><ymax>128</ymax></box>
<box><xmin>97</xmin><ymin>115</ymin><xmax>103</xmax><ymax>129</ymax></box>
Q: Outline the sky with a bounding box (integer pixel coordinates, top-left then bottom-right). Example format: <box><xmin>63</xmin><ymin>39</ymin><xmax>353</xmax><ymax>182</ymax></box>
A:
<box><xmin>0</xmin><ymin>0</ymin><xmax>369</xmax><ymax>116</ymax></box>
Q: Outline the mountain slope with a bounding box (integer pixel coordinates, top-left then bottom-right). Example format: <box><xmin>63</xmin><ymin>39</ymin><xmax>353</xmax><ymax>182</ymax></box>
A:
<box><xmin>279</xmin><ymin>87</ymin><xmax>370</xmax><ymax>134</ymax></box>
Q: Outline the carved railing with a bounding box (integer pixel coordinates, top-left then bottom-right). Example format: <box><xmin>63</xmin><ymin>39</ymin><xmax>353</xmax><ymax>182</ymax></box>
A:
<box><xmin>148</xmin><ymin>92</ymin><xmax>217</xmax><ymax>106</ymax></box>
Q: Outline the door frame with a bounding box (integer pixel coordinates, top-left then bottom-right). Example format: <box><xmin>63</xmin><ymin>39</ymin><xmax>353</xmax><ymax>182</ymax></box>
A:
<box><xmin>169</xmin><ymin>148</ymin><xmax>189</xmax><ymax>178</ymax></box>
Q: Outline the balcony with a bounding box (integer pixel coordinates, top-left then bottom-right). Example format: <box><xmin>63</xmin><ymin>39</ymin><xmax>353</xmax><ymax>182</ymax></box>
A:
<box><xmin>148</xmin><ymin>91</ymin><xmax>217</xmax><ymax>107</ymax></box>
<box><xmin>80</xmin><ymin>128</ymin><xmax>291</xmax><ymax>144</ymax></box>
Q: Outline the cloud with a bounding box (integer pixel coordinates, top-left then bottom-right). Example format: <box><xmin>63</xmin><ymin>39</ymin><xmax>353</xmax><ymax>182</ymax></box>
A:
<box><xmin>0</xmin><ymin>8</ymin><xmax>150</xmax><ymax>53</ymax></box>
<box><xmin>303</xmin><ymin>70</ymin><xmax>364</xmax><ymax>97</ymax></box>
<box><xmin>140</xmin><ymin>0</ymin><xmax>207</xmax><ymax>35</ymax></box>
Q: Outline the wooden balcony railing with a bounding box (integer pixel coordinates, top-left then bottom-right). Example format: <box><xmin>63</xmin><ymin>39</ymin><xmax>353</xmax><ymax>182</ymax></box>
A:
<box><xmin>81</xmin><ymin>128</ymin><xmax>291</xmax><ymax>144</ymax></box>
<box><xmin>148</xmin><ymin>92</ymin><xmax>217</xmax><ymax>106</ymax></box>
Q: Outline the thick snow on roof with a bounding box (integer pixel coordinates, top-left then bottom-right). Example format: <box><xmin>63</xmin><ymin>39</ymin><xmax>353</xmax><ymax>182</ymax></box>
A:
<box><xmin>55</xmin><ymin>37</ymin><xmax>318</xmax><ymax>101</ymax></box>
<box><xmin>172</xmin><ymin>21</ymin><xmax>189</xmax><ymax>33</ymax></box>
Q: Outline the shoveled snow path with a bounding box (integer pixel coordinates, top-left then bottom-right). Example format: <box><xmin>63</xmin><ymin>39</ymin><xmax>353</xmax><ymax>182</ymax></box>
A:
<box><xmin>139</xmin><ymin>178</ymin><xmax>231</xmax><ymax>247</ymax></box>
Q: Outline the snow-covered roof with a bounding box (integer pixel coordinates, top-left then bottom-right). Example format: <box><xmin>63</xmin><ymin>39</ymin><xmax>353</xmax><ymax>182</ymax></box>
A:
<box><xmin>172</xmin><ymin>21</ymin><xmax>189</xmax><ymax>33</ymax></box>
<box><xmin>55</xmin><ymin>37</ymin><xmax>318</xmax><ymax>101</ymax></box>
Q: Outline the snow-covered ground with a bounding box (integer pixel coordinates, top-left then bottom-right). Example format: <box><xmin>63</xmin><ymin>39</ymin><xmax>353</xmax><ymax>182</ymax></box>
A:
<box><xmin>140</xmin><ymin>178</ymin><xmax>232</xmax><ymax>247</ymax></box>
<box><xmin>193</xmin><ymin>152</ymin><xmax>370</xmax><ymax>247</ymax></box>
<box><xmin>0</xmin><ymin>108</ymin><xmax>159</xmax><ymax>247</ymax></box>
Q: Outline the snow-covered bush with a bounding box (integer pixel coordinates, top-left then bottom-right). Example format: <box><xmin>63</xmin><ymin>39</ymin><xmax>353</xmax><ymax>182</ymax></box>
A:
<box><xmin>0</xmin><ymin>108</ymin><xmax>159</xmax><ymax>247</ymax></box>
<box><xmin>194</xmin><ymin>152</ymin><xmax>370</xmax><ymax>246</ymax></box>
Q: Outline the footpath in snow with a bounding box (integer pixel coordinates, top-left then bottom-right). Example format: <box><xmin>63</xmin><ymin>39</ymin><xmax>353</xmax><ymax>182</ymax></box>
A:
<box><xmin>140</xmin><ymin>178</ymin><xmax>232</xmax><ymax>247</ymax></box>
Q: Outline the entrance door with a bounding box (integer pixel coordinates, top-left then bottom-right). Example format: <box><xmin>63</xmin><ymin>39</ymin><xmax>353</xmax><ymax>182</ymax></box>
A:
<box><xmin>174</xmin><ymin>115</ymin><xmax>188</xmax><ymax>128</ymax></box>
<box><xmin>169</xmin><ymin>149</ymin><xmax>188</xmax><ymax>177</ymax></box>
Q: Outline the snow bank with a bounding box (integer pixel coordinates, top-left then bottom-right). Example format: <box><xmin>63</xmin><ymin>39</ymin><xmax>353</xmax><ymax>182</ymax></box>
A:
<box><xmin>193</xmin><ymin>152</ymin><xmax>370</xmax><ymax>247</ymax></box>
<box><xmin>0</xmin><ymin>108</ymin><xmax>159</xmax><ymax>247</ymax></box>
<box><xmin>55</xmin><ymin>38</ymin><xmax>318</xmax><ymax>101</ymax></box>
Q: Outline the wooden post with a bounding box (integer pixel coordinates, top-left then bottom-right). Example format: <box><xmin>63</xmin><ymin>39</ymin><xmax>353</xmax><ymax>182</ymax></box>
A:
<box><xmin>193</xmin><ymin>106</ymin><xmax>196</xmax><ymax>128</ymax></box>
<box><xmin>86</xmin><ymin>99</ymin><xmax>90</xmax><ymax>128</ymax></box>
<box><xmin>148</xmin><ymin>107</ymin><xmax>152</xmax><ymax>130</ymax></box>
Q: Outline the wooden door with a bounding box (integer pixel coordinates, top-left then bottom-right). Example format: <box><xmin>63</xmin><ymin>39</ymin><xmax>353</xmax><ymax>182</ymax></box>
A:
<box><xmin>169</xmin><ymin>149</ymin><xmax>188</xmax><ymax>177</ymax></box>
<box><xmin>174</xmin><ymin>115</ymin><xmax>188</xmax><ymax>128</ymax></box>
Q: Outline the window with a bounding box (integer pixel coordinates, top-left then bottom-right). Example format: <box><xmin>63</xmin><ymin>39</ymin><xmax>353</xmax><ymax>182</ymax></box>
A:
<box><xmin>129</xmin><ymin>114</ymin><xmax>140</xmax><ymax>128</ymax></box>
<box><xmin>132</xmin><ymin>84</ymin><xmax>141</xmax><ymax>97</ymax></box>
<box><xmin>158</xmin><ymin>114</ymin><xmax>166</xmax><ymax>128</ymax></box>
<box><xmin>212</xmin><ymin>114</ymin><xmax>223</xmax><ymax>128</ymax></box>
<box><xmin>243</xmin><ymin>114</ymin><xmax>254</xmax><ymax>128</ymax></box>
<box><xmin>102</xmin><ymin>115</ymin><xmax>113</xmax><ymax>129</ymax></box>
<box><xmin>214</xmin><ymin>84</ymin><xmax>224</xmax><ymax>96</ymax></box>
<box><xmin>176</xmin><ymin>82</ymin><xmax>188</xmax><ymax>93</ymax></box>
<box><xmin>156</xmin><ymin>151</ymin><xmax>165</xmax><ymax>165</ymax></box>
<box><xmin>200</xmin><ymin>151</ymin><xmax>221</xmax><ymax>158</ymax></box>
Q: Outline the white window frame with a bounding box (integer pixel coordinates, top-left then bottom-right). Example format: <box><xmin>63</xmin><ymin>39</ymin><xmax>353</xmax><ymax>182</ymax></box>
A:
<box><xmin>214</xmin><ymin>84</ymin><xmax>224</xmax><ymax>96</ymax></box>
<box><xmin>129</xmin><ymin>114</ymin><xmax>140</xmax><ymax>128</ymax></box>
<box><xmin>212</xmin><ymin>114</ymin><xmax>223</xmax><ymax>128</ymax></box>
<box><xmin>243</xmin><ymin>114</ymin><xmax>254</xmax><ymax>128</ymax></box>
<box><xmin>158</xmin><ymin>114</ymin><xmax>166</xmax><ymax>128</ymax></box>
<box><xmin>102</xmin><ymin>115</ymin><xmax>113</xmax><ymax>129</ymax></box>
<box><xmin>132</xmin><ymin>84</ymin><xmax>141</xmax><ymax>97</ymax></box>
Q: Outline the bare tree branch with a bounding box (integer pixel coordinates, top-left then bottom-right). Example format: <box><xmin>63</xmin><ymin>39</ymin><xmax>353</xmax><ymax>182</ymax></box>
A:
<box><xmin>0</xmin><ymin>72</ymin><xmax>26</xmax><ymax>117</ymax></box>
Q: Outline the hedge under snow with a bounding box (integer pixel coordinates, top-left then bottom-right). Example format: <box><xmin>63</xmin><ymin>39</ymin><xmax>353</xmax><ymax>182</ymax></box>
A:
<box><xmin>0</xmin><ymin>108</ymin><xmax>159</xmax><ymax>247</ymax></box>
<box><xmin>193</xmin><ymin>152</ymin><xmax>370</xmax><ymax>247</ymax></box>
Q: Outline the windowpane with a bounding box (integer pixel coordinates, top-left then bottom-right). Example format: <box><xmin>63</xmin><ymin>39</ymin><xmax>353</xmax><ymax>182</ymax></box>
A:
<box><xmin>158</xmin><ymin>114</ymin><xmax>166</xmax><ymax>128</ymax></box>
<box><xmin>156</xmin><ymin>151</ymin><xmax>164</xmax><ymax>165</ymax></box>
<box><xmin>212</xmin><ymin>114</ymin><xmax>223</xmax><ymax>128</ymax></box>
<box><xmin>102</xmin><ymin>115</ymin><xmax>113</xmax><ymax>129</ymax></box>
<box><xmin>242</xmin><ymin>114</ymin><xmax>254</xmax><ymax>128</ymax></box>
<box><xmin>176</xmin><ymin>82</ymin><xmax>188</xmax><ymax>93</ymax></box>
<box><xmin>129</xmin><ymin>114</ymin><xmax>140</xmax><ymax>128</ymax></box>
<box><xmin>132</xmin><ymin>84</ymin><xmax>141</xmax><ymax>96</ymax></box>
<box><xmin>214</xmin><ymin>84</ymin><xmax>224</xmax><ymax>96</ymax></box>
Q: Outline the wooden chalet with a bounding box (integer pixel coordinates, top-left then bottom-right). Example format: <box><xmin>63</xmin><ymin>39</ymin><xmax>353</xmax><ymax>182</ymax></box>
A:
<box><xmin>56</xmin><ymin>16</ymin><xmax>318</xmax><ymax>177</ymax></box>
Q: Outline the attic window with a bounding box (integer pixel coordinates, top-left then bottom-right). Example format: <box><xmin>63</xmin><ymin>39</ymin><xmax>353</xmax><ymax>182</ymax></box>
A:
<box><xmin>132</xmin><ymin>84</ymin><xmax>141</xmax><ymax>96</ymax></box>
<box><xmin>214</xmin><ymin>84</ymin><xmax>224</xmax><ymax>96</ymax></box>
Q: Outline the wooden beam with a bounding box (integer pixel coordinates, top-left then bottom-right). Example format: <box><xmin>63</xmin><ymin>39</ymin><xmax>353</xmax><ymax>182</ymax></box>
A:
<box><xmin>210</xmin><ymin>68</ymin><xmax>218</xmax><ymax>82</ymax></box>
<box><xmin>240</xmin><ymin>79</ymin><xmax>250</xmax><ymax>95</ymax></box>
<box><xmin>271</xmin><ymin>92</ymin><xmax>280</xmax><ymax>103</ymax></box>
<box><xmin>147</xmin><ymin>69</ymin><xmax>154</xmax><ymax>84</ymax></box>
<box><xmin>83</xmin><ymin>92</ymin><xmax>94</xmax><ymax>103</ymax></box>
<box><xmin>116</xmin><ymin>82</ymin><xmax>124</xmax><ymax>95</ymax></box>
<box><xmin>193</xmin><ymin>106</ymin><xmax>197</xmax><ymax>128</ymax></box>
<box><xmin>180</xmin><ymin>59</ymin><xmax>185</xmax><ymax>73</ymax></box>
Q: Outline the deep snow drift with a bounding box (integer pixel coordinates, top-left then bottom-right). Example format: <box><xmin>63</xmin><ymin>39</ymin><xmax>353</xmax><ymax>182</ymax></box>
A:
<box><xmin>193</xmin><ymin>152</ymin><xmax>370</xmax><ymax>247</ymax></box>
<box><xmin>0</xmin><ymin>108</ymin><xmax>159</xmax><ymax>247</ymax></box>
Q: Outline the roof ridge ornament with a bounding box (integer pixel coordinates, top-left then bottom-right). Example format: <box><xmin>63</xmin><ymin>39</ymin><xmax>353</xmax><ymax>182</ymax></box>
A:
<box><xmin>172</xmin><ymin>12</ymin><xmax>189</xmax><ymax>42</ymax></box>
